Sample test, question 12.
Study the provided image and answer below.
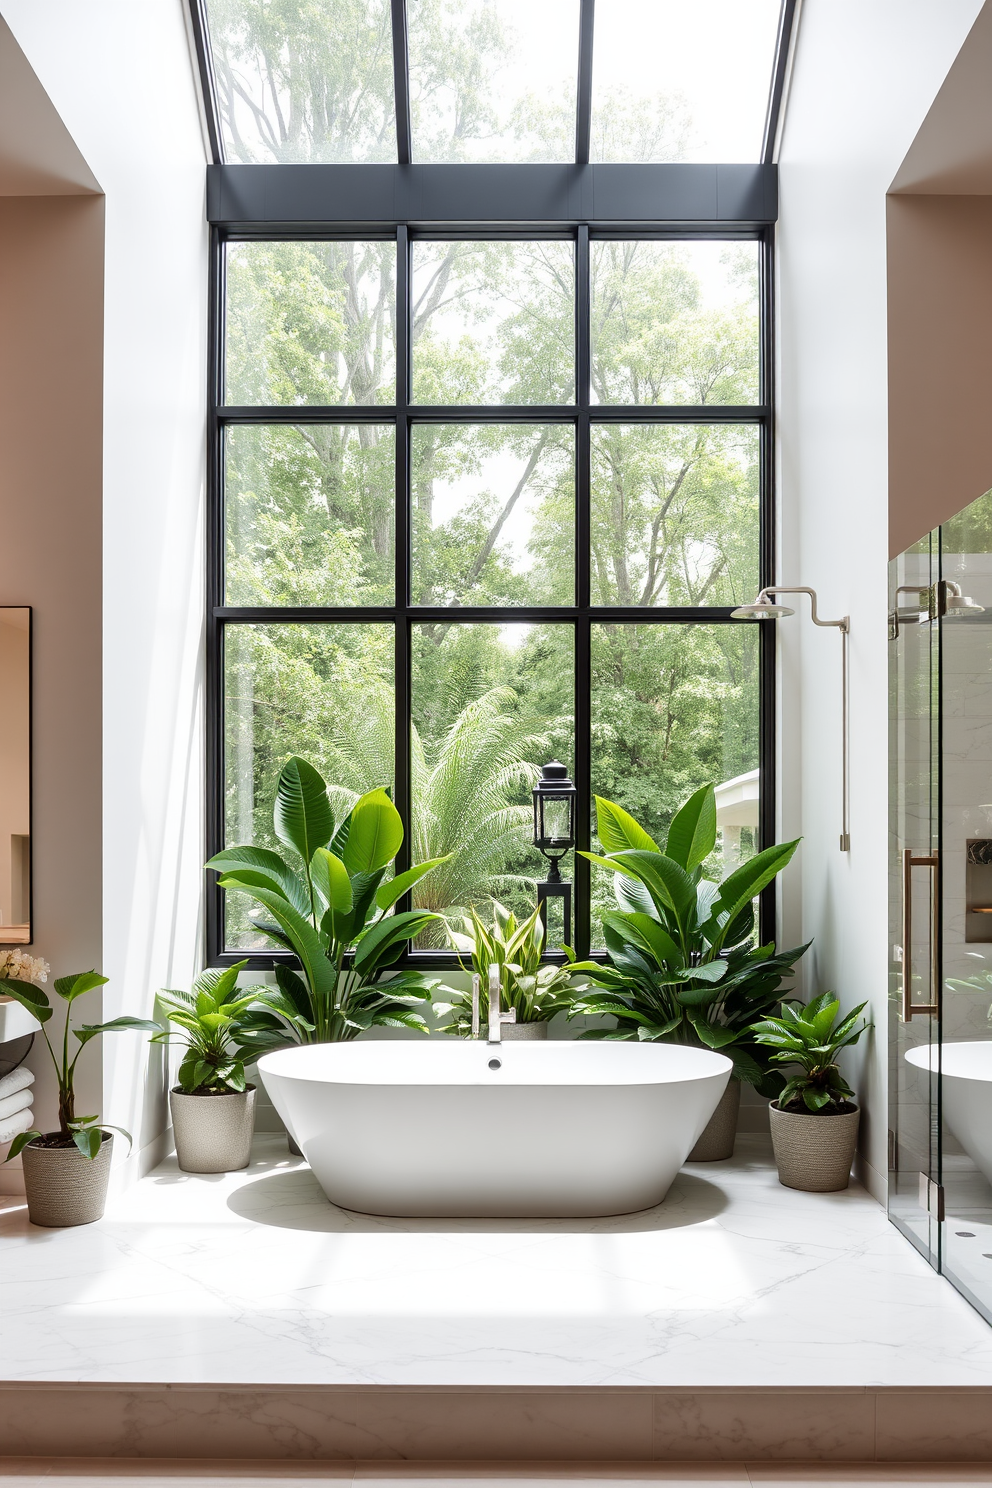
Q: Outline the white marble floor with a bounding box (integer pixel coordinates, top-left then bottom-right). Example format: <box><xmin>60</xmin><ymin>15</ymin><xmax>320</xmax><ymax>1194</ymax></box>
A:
<box><xmin>4</xmin><ymin>1136</ymin><xmax>992</xmax><ymax>1388</ymax></box>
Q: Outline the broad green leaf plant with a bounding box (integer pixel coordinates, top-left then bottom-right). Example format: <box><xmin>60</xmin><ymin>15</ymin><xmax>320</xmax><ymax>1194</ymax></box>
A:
<box><xmin>752</xmin><ymin>993</ymin><xmax>869</xmax><ymax>1113</ymax></box>
<box><xmin>207</xmin><ymin>757</ymin><xmax>449</xmax><ymax>1048</ymax></box>
<box><xmin>567</xmin><ymin>786</ymin><xmax>809</xmax><ymax>1094</ymax></box>
<box><xmin>152</xmin><ymin>962</ymin><xmax>276</xmax><ymax>1094</ymax></box>
<box><xmin>1</xmin><ymin>971</ymin><xmax>157</xmax><ymax>1161</ymax></box>
<box><xmin>434</xmin><ymin>901</ymin><xmax>578</xmax><ymax>1034</ymax></box>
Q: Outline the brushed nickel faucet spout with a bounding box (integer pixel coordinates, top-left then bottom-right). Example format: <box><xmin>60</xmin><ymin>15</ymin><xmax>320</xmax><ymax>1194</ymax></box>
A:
<box><xmin>487</xmin><ymin>963</ymin><xmax>515</xmax><ymax>1044</ymax></box>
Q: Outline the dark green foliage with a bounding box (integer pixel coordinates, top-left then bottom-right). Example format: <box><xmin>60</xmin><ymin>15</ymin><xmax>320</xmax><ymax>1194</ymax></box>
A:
<box><xmin>568</xmin><ymin>788</ymin><xmax>808</xmax><ymax>1094</ymax></box>
<box><xmin>208</xmin><ymin>756</ymin><xmax>448</xmax><ymax>1045</ymax></box>
<box><xmin>0</xmin><ymin>971</ymin><xmax>156</xmax><ymax>1162</ymax></box>
<box><xmin>752</xmin><ymin>992</ymin><xmax>869</xmax><ymax>1113</ymax></box>
<box><xmin>151</xmin><ymin>963</ymin><xmax>268</xmax><ymax>1094</ymax></box>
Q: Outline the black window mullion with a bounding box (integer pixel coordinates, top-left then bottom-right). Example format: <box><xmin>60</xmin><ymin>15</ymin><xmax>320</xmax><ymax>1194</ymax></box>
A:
<box><xmin>218</xmin><ymin>406</ymin><xmax>397</xmax><ymax>424</ymax></box>
<box><xmin>575</xmin><ymin>224</ymin><xmax>592</xmax><ymax>958</ymax></box>
<box><xmin>758</xmin><ymin>226</ymin><xmax>777</xmax><ymax>941</ymax></box>
<box><xmin>390</xmin><ymin>0</ymin><xmax>412</xmax><ymax>166</ymax></box>
<box><xmin>394</xmin><ymin>224</ymin><xmax>412</xmax><ymax>885</ymax></box>
<box><xmin>216</xmin><ymin>405</ymin><xmax>769</xmax><ymax>424</ymax></box>
<box><xmin>206</xmin><ymin>225</ymin><xmax>227</xmax><ymax>964</ymax></box>
<box><xmin>575</xmin><ymin>0</ymin><xmax>595</xmax><ymax>166</ymax></box>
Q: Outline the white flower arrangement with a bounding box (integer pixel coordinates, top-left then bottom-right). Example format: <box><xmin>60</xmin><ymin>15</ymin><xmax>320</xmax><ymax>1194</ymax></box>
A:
<box><xmin>0</xmin><ymin>950</ymin><xmax>49</xmax><ymax>985</ymax></box>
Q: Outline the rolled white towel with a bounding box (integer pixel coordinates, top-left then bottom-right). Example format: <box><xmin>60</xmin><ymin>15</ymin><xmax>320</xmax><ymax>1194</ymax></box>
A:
<box><xmin>0</xmin><ymin>1086</ymin><xmax>33</xmax><ymax>1121</ymax></box>
<box><xmin>0</xmin><ymin>1105</ymin><xmax>34</xmax><ymax>1146</ymax></box>
<box><xmin>0</xmin><ymin>1066</ymin><xmax>34</xmax><ymax>1101</ymax></box>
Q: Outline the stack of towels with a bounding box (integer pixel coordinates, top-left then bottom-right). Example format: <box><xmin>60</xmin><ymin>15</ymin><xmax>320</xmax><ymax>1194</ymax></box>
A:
<box><xmin>0</xmin><ymin>1066</ymin><xmax>35</xmax><ymax>1145</ymax></box>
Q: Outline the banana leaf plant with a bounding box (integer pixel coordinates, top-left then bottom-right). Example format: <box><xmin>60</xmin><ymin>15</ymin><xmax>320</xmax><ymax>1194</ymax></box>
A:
<box><xmin>567</xmin><ymin>787</ymin><xmax>809</xmax><ymax>1095</ymax></box>
<box><xmin>1</xmin><ymin>971</ymin><xmax>157</xmax><ymax>1160</ymax></box>
<box><xmin>206</xmin><ymin>757</ymin><xmax>449</xmax><ymax>1049</ymax></box>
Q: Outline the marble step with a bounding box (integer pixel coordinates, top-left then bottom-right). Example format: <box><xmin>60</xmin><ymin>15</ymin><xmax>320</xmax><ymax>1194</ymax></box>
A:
<box><xmin>3</xmin><ymin>1384</ymin><xmax>992</xmax><ymax>1463</ymax></box>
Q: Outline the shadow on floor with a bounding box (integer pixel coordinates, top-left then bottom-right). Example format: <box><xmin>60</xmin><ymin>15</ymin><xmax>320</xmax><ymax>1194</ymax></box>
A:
<box><xmin>224</xmin><ymin>1163</ymin><xmax>729</xmax><ymax>1234</ymax></box>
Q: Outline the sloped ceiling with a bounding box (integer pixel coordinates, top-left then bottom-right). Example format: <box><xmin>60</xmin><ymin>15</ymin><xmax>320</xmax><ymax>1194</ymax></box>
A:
<box><xmin>891</xmin><ymin>0</ymin><xmax>992</xmax><ymax>194</ymax></box>
<box><xmin>0</xmin><ymin>12</ymin><xmax>99</xmax><ymax>195</ymax></box>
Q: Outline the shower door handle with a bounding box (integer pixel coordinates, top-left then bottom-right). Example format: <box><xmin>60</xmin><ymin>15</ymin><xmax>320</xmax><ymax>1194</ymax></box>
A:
<box><xmin>902</xmin><ymin>847</ymin><xmax>940</xmax><ymax>1020</ymax></box>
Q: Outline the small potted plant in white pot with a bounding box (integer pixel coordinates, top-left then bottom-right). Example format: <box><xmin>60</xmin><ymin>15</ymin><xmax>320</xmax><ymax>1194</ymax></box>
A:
<box><xmin>1</xmin><ymin>968</ymin><xmax>156</xmax><ymax>1226</ymax></box>
<box><xmin>154</xmin><ymin>961</ymin><xmax>269</xmax><ymax>1174</ymax></box>
<box><xmin>753</xmin><ymin>992</ymin><xmax>869</xmax><ymax>1192</ymax></box>
<box><xmin>434</xmin><ymin>902</ymin><xmax>578</xmax><ymax>1039</ymax></box>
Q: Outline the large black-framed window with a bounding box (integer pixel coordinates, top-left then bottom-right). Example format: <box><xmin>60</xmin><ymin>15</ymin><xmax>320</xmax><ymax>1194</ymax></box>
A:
<box><xmin>206</xmin><ymin>220</ymin><xmax>776</xmax><ymax>967</ymax></box>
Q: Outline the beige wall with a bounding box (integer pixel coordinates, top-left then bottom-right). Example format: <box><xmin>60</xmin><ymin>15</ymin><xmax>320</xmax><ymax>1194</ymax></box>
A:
<box><xmin>0</xmin><ymin>195</ymin><xmax>105</xmax><ymax>1143</ymax></box>
<box><xmin>888</xmin><ymin>194</ymin><xmax>992</xmax><ymax>556</ymax></box>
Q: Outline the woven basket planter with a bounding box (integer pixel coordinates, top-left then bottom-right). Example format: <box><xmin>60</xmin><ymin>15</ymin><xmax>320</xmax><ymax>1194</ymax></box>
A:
<box><xmin>21</xmin><ymin>1132</ymin><xmax>113</xmax><ymax>1227</ymax></box>
<box><xmin>688</xmin><ymin>1077</ymin><xmax>741</xmax><ymax>1161</ymax></box>
<box><xmin>769</xmin><ymin>1101</ymin><xmax>860</xmax><ymax>1192</ymax></box>
<box><xmin>499</xmin><ymin>1021</ymin><xmax>548</xmax><ymax>1041</ymax></box>
<box><xmin>171</xmin><ymin>1085</ymin><xmax>256</xmax><ymax>1174</ymax></box>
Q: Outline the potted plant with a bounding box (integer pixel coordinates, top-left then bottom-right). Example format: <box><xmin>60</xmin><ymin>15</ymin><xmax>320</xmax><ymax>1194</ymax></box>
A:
<box><xmin>753</xmin><ymin>992</ymin><xmax>869</xmax><ymax>1192</ymax></box>
<box><xmin>207</xmin><ymin>757</ymin><xmax>449</xmax><ymax>1059</ymax></box>
<box><xmin>153</xmin><ymin>961</ymin><xmax>272</xmax><ymax>1173</ymax></box>
<box><xmin>1</xmin><ymin>969</ymin><xmax>156</xmax><ymax>1226</ymax></box>
<box><xmin>567</xmin><ymin>786</ymin><xmax>808</xmax><ymax>1160</ymax></box>
<box><xmin>434</xmin><ymin>901</ymin><xmax>578</xmax><ymax>1038</ymax></box>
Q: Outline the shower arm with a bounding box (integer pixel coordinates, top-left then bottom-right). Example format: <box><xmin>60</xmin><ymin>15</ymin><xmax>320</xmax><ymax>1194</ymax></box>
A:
<box><xmin>756</xmin><ymin>587</ymin><xmax>850</xmax><ymax>854</ymax></box>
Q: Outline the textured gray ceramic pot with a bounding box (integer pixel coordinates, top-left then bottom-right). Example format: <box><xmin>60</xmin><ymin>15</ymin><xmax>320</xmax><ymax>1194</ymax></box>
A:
<box><xmin>769</xmin><ymin>1101</ymin><xmax>860</xmax><ymax>1192</ymax></box>
<box><xmin>498</xmin><ymin>1020</ymin><xmax>548</xmax><ymax>1041</ymax></box>
<box><xmin>687</xmin><ymin>1077</ymin><xmax>741</xmax><ymax>1161</ymax></box>
<box><xmin>170</xmin><ymin>1085</ymin><xmax>256</xmax><ymax>1173</ymax></box>
<box><xmin>21</xmin><ymin>1132</ymin><xmax>113</xmax><ymax>1227</ymax></box>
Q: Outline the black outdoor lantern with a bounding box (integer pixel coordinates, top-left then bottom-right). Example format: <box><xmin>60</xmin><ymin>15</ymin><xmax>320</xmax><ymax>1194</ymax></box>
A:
<box><xmin>532</xmin><ymin>760</ymin><xmax>577</xmax><ymax>946</ymax></box>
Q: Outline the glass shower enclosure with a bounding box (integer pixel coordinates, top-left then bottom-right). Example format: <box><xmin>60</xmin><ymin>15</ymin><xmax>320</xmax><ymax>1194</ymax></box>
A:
<box><xmin>889</xmin><ymin>488</ymin><xmax>992</xmax><ymax>1321</ymax></box>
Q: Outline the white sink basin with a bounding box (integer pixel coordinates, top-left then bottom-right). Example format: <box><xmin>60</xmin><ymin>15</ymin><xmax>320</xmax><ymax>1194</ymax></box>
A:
<box><xmin>0</xmin><ymin>996</ymin><xmax>41</xmax><ymax>1042</ymax></box>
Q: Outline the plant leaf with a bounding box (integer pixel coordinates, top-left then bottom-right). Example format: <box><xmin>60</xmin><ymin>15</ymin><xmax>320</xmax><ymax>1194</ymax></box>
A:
<box><xmin>204</xmin><ymin>846</ymin><xmax>310</xmax><ymax>917</ymax></box>
<box><xmin>72</xmin><ymin>1126</ymin><xmax>103</xmax><ymax>1159</ymax></box>
<box><xmin>375</xmin><ymin>856</ymin><xmax>451</xmax><ymax>913</ymax></box>
<box><xmin>666</xmin><ymin>783</ymin><xmax>717</xmax><ymax>870</ymax></box>
<box><xmin>0</xmin><ymin>979</ymin><xmax>52</xmax><ymax>1023</ymax></box>
<box><xmin>594</xmin><ymin>797</ymin><xmax>659</xmax><ymax>853</ymax></box>
<box><xmin>342</xmin><ymin>788</ymin><xmax>404</xmax><ymax>874</ymax></box>
<box><xmin>74</xmin><ymin>1016</ymin><xmax>159</xmax><ymax>1047</ymax></box>
<box><xmin>224</xmin><ymin>883</ymin><xmax>337</xmax><ymax>1001</ymax></box>
<box><xmin>3</xmin><ymin>1129</ymin><xmax>41</xmax><ymax>1161</ymax></box>
<box><xmin>53</xmin><ymin>970</ymin><xmax>108</xmax><ymax>1004</ymax></box>
<box><xmin>311</xmin><ymin>848</ymin><xmax>353</xmax><ymax>915</ymax></box>
<box><xmin>353</xmin><ymin>909</ymin><xmax>439</xmax><ymax>973</ymax></box>
<box><xmin>273</xmin><ymin>756</ymin><xmax>334</xmax><ymax>866</ymax></box>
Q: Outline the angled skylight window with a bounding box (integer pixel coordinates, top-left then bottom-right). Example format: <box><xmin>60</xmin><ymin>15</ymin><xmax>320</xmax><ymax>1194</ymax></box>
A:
<box><xmin>590</xmin><ymin>0</ymin><xmax>781</xmax><ymax>163</ymax></box>
<box><xmin>408</xmin><ymin>0</ymin><xmax>580</xmax><ymax>163</ymax></box>
<box><xmin>204</xmin><ymin>0</ymin><xmax>397</xmax><ymax>163</ymax></box>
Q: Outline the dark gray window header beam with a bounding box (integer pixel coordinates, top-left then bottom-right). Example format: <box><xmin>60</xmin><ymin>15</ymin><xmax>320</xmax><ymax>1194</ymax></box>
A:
<box><xmin>207</xmin><ymin>162</ymin><xmax>778</xmax><ymax>228</ymax></box>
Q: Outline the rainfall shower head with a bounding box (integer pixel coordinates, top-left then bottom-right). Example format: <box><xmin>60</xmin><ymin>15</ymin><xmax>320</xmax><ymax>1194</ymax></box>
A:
<box><xmin>730</xmin><ymin>596</ymin><xmax>795</xmax><ymax>620</ymax></box>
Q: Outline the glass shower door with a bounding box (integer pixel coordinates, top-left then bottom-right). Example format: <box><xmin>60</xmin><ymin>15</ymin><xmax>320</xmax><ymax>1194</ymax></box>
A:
<box><xmin>887</xmin><ymin>537</ymin><xmax>941</xmax><ymax>1263</ymax></box>
<box><xmin>937</xmin><ymin>496</ymin><xmax>992</xmax><ymax>1323</ymax></box>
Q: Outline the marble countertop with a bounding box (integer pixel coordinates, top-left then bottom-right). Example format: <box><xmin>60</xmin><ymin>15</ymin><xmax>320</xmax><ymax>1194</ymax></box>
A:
<box><xmin>4</xmin><ymin>1135</ymin><xmax>992</xmax><ymax>1388</ymax></box>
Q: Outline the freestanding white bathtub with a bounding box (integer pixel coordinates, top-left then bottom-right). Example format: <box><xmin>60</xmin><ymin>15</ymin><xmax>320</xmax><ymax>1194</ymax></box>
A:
<box><xmin>906</xmin><ymin>1042</ymin><xmax>992</xmax><ymax>1184</ymax></box>
<box><xmin>258</xmin><ymin>1039</ymin><xmax>731</xmax><ymax>1217</ymax></box>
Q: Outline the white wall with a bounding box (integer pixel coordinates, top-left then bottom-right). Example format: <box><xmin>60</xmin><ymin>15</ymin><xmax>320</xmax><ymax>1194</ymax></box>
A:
<box><xmin>777</xmin><ymin>0</ymin><xmax>985</xmax><ymax>1200</ymax></box>
<box><xmin>0</xmin><ymin>0</ymin><xmax>208</xmax><ymax>1184</ymax></box>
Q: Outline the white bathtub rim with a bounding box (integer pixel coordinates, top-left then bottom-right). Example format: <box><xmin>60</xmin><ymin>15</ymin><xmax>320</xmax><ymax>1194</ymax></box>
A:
<box><xmin>258</xmin><ymin>1039</ymin><xmax>733</xmax><ymax>1089</ymax></box>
